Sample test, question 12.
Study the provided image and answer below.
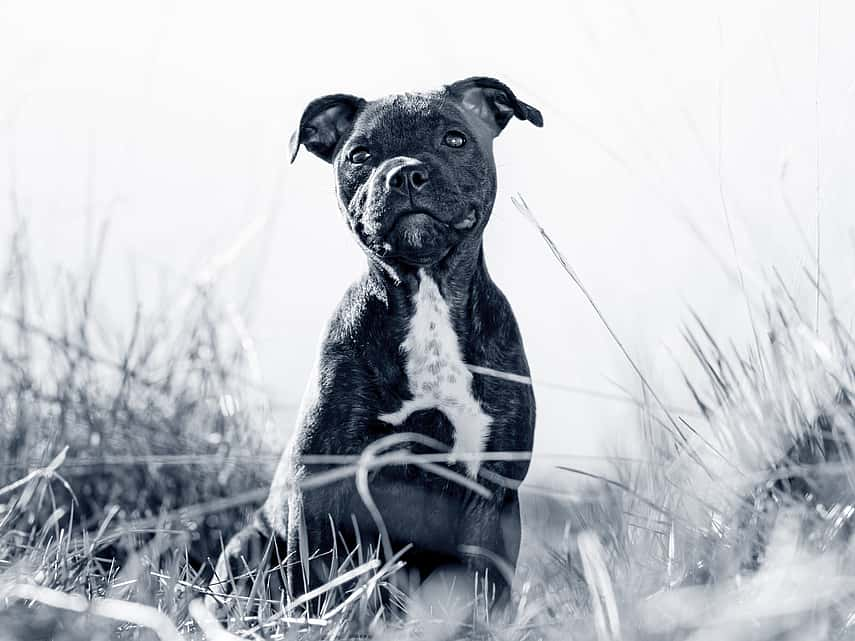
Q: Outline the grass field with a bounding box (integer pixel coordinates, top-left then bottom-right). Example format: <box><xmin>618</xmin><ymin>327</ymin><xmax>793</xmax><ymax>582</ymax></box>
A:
<box><xmin>2</xmin><ymin>212</ymin><xmax>855</xmax><ymax>641</ymax></box>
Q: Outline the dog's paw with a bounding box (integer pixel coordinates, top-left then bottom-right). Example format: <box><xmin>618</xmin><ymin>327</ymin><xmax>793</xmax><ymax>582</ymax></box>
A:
<box><xmin>205</xmin><ymin>518</ymin><xmax>288</xmax><ymax>617</ymax></box>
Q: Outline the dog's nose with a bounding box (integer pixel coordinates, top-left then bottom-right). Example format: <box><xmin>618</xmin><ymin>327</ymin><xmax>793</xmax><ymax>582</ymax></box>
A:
<box><xmin>408</xmin><ymin>168</ymin><xmax>429</xmax><ymax>191</ymax></box>
<box><xmin>385</xmin><ymin>165</ymin><xmax>430</xmax><ymax>194</ymax></box>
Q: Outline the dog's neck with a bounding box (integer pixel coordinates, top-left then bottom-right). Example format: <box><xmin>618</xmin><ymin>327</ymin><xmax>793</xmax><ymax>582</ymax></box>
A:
<box><xmin>367</xmin><ymin>237</ymin><xmax>488</xmax><ymax>324</ymax></box>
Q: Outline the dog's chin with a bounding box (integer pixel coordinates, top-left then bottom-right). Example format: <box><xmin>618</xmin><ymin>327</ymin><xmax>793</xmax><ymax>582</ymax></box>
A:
<box><xmin>389</xmin><ymin>247</ymin><xmax>452</xmax><ymax>267</ymax></box>
<box><xmin>372</xmin><ymin>211</ymin><xmax>454</xmax><ymax>267</ymax></box>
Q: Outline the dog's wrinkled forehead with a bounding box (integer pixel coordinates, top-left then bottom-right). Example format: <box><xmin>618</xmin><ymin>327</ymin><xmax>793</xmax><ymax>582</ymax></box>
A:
<box><xmin>357</xmin><ymin>92</ymin><xmax>442</xmax><ymax>131</ymax></box>
<box><xmin>346</xmin><ymin>91</ymin><xmax>483</xmax><ymax>150</ymax></box>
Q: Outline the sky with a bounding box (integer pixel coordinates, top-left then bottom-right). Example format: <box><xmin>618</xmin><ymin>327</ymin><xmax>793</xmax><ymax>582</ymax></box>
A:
<box><xmin>2</xmin><ymin>0</ymin><xmax>855</xmax><ymax>481</ymax></box>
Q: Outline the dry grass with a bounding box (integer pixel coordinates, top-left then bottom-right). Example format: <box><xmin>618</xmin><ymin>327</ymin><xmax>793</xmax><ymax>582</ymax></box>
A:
<box><xmin>2</xmin><ymin>211</ymin><xmax>855</xmax><ymax>641</ymax></box>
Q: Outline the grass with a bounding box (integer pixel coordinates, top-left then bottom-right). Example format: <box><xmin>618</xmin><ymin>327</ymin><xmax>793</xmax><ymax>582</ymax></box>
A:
<box><xmin>2</xmin><ymin>210</ymin><xmax>855</xmax><ymax>641</ymax></box>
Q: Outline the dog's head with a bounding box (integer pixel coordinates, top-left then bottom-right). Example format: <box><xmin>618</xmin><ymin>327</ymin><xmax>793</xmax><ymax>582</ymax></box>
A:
<box><xmin>290</xmin><ymin>77</ymin><xmax>543</xmax><ymax>269</ymax></box>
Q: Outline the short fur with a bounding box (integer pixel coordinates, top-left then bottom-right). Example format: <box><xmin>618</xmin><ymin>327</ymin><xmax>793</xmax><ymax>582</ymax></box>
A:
<box><xmin>209</xmin><ymin>77</ymin><xmax>541</xmax><ymax>612</ymax></box>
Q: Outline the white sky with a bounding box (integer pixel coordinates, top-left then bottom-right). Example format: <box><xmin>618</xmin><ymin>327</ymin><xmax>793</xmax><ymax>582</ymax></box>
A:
<box><xmin>2</xmin><ymin>0</ymin><xmax>855</xmax><ymax>474</ymax></box>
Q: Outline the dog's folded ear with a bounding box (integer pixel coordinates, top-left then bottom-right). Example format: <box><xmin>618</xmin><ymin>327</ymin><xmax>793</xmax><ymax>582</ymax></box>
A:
<box><xmin>289</xmin><ymin>94</ymin><xmax>365</xmax><ymax>163</ymax></box>
<box><xmin>447</xmin><ymin>77</ymin><xmax>543</xmax><ymax>136</ymax></box>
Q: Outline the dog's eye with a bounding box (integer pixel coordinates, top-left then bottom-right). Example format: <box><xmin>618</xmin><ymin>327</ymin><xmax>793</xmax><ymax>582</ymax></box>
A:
<box><xmin>443</xmin><ymin>131</ymin><xmax>466</xmax><ymax>148</ymax></box>
<box><xmin>348</xmin><ymin>147</ymin><xmax>371</xmax><ymax>163</ymax></box>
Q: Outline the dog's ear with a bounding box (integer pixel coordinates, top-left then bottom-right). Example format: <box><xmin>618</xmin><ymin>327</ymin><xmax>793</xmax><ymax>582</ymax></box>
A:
<box><xmin>289</xmin><ymin>94</ymin><xmax>365</xmax><ymax>163</ymax></box>
<box><xmin>447</xmin><ymin>77</ymin><xmax>543</xmax><ymax>136</ymax></box>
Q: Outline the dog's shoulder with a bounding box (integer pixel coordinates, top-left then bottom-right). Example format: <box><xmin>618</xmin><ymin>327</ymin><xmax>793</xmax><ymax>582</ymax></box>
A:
<box><xmin>321</xmin><ymin>271</ymin><xmax>398</xmax><ymax>353</ymax></box>
<box><xmin>289</xmin><ymin>273</ymin><xmax>403</xmax><ymax>451</ymax></box>
<box><xmin>469</xmin><ymin>271</ymin><xmax>526</xmax><ymax>346</ymax></box>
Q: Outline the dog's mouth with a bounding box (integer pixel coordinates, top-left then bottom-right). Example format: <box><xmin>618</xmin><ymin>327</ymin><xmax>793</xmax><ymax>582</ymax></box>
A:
<box><xmin>394</xmin><ymin>210</ymin><xmax>444</xmax><ymax>229</ymax></box>
<box><xmin>451</xmin><ymin>208</ymin><xmax>478</xmax><ymax>231</ymax></box>
<box><xmin>386</xmin><ymin>207</ymin><xmax>479</xmax><ymax>237</ymax></box>
<box><xmin>369</xmin><ymin>208</ymin><xmax>478</xmax><ymax>266</ymax></box>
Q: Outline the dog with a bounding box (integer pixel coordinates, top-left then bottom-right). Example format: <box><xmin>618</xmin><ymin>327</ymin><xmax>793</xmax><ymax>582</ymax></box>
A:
<box><xmin>209</xmin><ymin>76</ymin><xmax>541</xmax><ymax>613</ymax></box>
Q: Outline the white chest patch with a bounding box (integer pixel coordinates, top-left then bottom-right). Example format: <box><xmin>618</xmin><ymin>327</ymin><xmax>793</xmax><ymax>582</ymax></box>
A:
<box><xmin>378</xmin><ymin>270</ymin><xmax>492</xmax><ymax>478</ymax></box>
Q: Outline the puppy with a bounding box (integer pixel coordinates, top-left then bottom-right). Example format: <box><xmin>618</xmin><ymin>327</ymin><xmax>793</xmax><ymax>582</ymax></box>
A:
<box><xmin>209</xmin><ymin>76</ymin><xmax>540</xmax><ymax>612</ymax></box>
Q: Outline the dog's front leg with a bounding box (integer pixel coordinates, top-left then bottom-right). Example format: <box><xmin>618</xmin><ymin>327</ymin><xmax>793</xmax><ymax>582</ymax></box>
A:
<box><xmin>209</xmin><ymin>339</ymin><xmax>374</xmax><ymax>612</ymax></box>
<box><xmin>283</xmin><ymin>475</ymin><xmax>357</xmax><ymax>602</ymax></box>
<box><xmin>457</xmin><ymin>488</ymin><xmax>521</xmax><ymax>605</ymax></box>
<box><xmin>205</xmin><ymin>509</ymin><xmax>289</xmax><ymax>615</ymax></box>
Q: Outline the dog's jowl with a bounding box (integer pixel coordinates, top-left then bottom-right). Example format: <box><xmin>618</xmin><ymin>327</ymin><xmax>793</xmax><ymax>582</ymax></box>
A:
<box><xmin>209</xmin><ymin>77</ymin><xmax>541</xmax><ymax>611</ymax></box>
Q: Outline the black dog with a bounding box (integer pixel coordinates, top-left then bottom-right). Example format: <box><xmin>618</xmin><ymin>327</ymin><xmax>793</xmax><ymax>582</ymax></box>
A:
<box><xmin>209</xmin><ymin>76</ymin><xmax>540</xmax><ymax>610</ymax></box>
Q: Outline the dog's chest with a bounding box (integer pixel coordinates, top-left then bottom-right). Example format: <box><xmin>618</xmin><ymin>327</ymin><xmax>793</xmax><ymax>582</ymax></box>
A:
<box><xmin>378</xmin><ymin>271</ymin><xmax>492</xmax><ymax>477</ymax></box>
